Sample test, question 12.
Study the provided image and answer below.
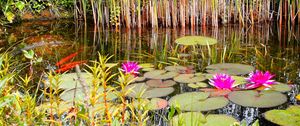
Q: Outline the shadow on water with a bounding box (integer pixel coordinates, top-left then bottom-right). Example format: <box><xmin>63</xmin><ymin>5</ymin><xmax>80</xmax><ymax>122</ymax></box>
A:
<box><xmin>0</xmin><ymin>20</ymin><xmax>299</xmax><ymax>125</ymax></box>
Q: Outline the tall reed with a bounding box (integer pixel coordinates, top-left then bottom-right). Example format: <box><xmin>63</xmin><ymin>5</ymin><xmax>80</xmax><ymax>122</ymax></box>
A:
<box><xmin>73</xmin><ymin>0</ymin><xmax>300</xmax><ymax>28</ymax></box>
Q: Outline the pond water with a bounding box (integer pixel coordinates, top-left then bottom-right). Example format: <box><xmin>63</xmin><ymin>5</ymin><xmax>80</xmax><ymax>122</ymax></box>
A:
<box><xmin>0</xmin><ymin>20</ymin><xmax>299</xmax><ymax>125</ymax></box>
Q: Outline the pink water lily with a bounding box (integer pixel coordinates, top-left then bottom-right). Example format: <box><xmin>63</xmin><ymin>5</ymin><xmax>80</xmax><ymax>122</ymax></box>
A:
<box><xmin>209</xmin><ymin>73</ymin><xmax>235</xmax><ymax>90</ymax></box>
<box><xmin>121</xmin><ymin>61</ymin><xmax>141</xmax><ymax>76</ymax></box>
<box><xmin>245</xmin><ymin>70</ymin><xmax>275</xmax><ymax>89</ymax></box>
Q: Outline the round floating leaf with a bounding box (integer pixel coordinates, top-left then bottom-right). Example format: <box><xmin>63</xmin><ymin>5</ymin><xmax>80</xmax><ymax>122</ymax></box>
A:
<box><xmin>169</xmin><ymin>92</ymin><xmax>229</xmax><ymax>111</ymax></box>
<box><xmin>200</xmin><ymin>88</ymin><xmax>232</xmax><ymax>97</ymax></box>
<box><xmin>170</xmin><ymin>112</ymin><xmax>206</xmax><ymax>126</ymax></box>
<box><xmin>144</xmin><ymin>70</ymin><xmax>178</xmax><ymax>80</ymax></box>
<box><xmin>146</xmin><ymin>79</ymin><xmax>177</xmax><ymax>88</ymax></box>
<box><xmin>204</xmin><ymin>114</ymin><xmax>239</xmax><ymax>126</ymax></box>
<box><xmin>264</xmin><ymin>106</ymin><xmax>300</xmax><ymax>126</ymax></box>
<box><xmin>139</xmin><ymin>63</ymin><xmax>154</xmax><ymax>68</ymax></box>
<box><xmin>271</xmin><ymin>83</ymin><xmax>292</xmax><ymax>92</ymax></box>
<box><xmin>175</xmin><ymin>36</ymin><xmax>218</xmax><ymax>46</ymax></box>
<box><xmin>128</xmin><ymin>74</ymin><xmax>146</xmax><ymax>83</ymax></box>
<box><xmin>232</xmin><ymin>76</ymin><xmax>247</xmax><ymax>86</ymax></box>
<box><xmin>205</xmin><ymin>63</ymin><xmax>255</xmax><ymax>75</ymax></box>
<box><xmin>170</xmin><ymin>112</ymin><xmax>238</xmax><ymax>126</ymax></box>
<box><xmin>126</xmin><ymin>83</ymin><xmax>174</xmax><ymax>98</ymax></box>
<box><xmin>142</xmin><ymin>67</ymin><xmax>155</xmax><ymax>72</ymax></box>
<box><xmin>132</xmin><ymin>98</ymin><xmax>168</xmax><ymax>110</ymax></box>
<box><xmin>174</xmin><ymin>74</ymin><xmax>206</xmax><ymax>83</ymax></box>
<box><xmin>59</xmin><ymin>72</ymin><xmax>93</xmax><ymax>90</ymax></box>
<box><xmin>188</xmin><ymin>82</ymin><xmax>208</xmax><ymax>88</ymax></box>
<box><xmin>228</xmin><ymin>90</ymin><xmax>287</xmax><ymax>108</ymax></box>
<box><xmin>165</xmin><ymin>65</ymin><xmax>193</xmax><ymax>74</ymax></box>
<box><xmin>60</xmin><ymin>86</ymin><xmax>117</xmax><ymax>102</ymax></box>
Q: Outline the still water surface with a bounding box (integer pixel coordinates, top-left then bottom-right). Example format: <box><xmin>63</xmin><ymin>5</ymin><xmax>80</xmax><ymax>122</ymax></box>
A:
<box><xmin>1</xmin><ymin>20</ymin><xmax>299</xmax><ymax>125</ymax></box>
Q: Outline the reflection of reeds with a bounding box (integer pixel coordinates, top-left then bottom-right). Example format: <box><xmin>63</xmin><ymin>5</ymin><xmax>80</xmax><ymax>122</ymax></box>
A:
<box><xmin>73</xmin><ymin>0</ymin><xmax>300</xmax><ymax>28</ymax></box>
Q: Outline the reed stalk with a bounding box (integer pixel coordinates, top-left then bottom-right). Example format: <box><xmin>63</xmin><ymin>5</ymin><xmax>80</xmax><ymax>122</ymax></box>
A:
<box><xmin>71</xmin><ymin>0</ymin><xmax>300</xmax><ymax>28</ymax></box>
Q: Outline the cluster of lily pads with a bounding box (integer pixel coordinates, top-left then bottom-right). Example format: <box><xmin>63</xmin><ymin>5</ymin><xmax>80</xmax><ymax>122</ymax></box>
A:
<box><xmin>121</xmin><ymin>61</ymin><xmax>294</xmax><ymax>125</ymax></box>
<box><xmin>56</xmin><ymin>60</ymin><xmax>295</xmax><ymax>125</ymax></box>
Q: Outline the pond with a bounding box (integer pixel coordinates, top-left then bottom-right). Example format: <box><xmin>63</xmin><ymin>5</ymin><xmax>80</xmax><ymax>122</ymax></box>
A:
<box><xmin>0</xmin><ymin>20</ymin><xmax>299</xmax><ymax>126</ymax></box>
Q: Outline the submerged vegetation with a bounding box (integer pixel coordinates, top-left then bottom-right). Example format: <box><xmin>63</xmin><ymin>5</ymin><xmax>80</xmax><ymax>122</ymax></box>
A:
<box><xmin>1</xmin><ymin>0</ymin><xmax>300</xmax><ymax>27</ymax></box>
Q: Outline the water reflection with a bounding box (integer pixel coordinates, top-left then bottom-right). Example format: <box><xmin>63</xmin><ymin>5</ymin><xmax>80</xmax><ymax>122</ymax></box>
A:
<box><xmin>1</xmin><ymin>20</ymin><xmax>300</xmax><ymax>126</ymax></box>
<box><xmin>1</xmin><ymin>20</ymin><xmax>299</xmax><ymax>83</ymax></box>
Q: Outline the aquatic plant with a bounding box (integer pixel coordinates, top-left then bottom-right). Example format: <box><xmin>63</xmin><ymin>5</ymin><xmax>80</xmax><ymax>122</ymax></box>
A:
<box><xmin>121</xmin><ymin>61</ymin><xmax>141</xmax><ymax>76</ymax></box>
<box><xmin>245</xmin><ymin>70</ymin><xmax>275</xmax><ymax>89</ymax></box>
<box><xmin>168</xmin><ymin>92</ymin><xmax>229</xmax><ymax>112</ymax></box>
<box><xmin>209</xmin><ymin>73</ymin><xmax>235</xmax><ymax>90</ymax></box>
<box><xmin>228</xmin><ymin>90</ymin><xmax>287</xmax><ymax>108</ymax></box>
<box><xmin>264</xmin><ymin>105</ymin><xmax>300</xmax><ymax>126</ymax></box>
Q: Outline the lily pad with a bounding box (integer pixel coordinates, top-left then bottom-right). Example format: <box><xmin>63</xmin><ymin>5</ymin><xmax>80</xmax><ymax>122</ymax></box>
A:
<box><xmin>142</xmin><ymin>68</ymin><xmax>155</xmax><ymax>72</ymax></box>
<box><xmin>170</xmin><ymin>112</ymin><xmax>238</xmax><ymax>126</ymax></box>
<box><xmin>144</xmin><ymin>70</ymin><xmax>178</xmax><ymax>80</ymax></box>
<box><xmin>169</xmin><ymin>92</ymin><xmax>229</xmax><ymax>111</ymax></box>
<box><xmin>204</xmin><ymin>114</ymin><xmax>239</xmax><ymax>126</ymax></box>
<box><xmin>205</xmin><ymin>63</ymin><xmax>255</xmax><ymax>75</ymax></box>
<box><xmin>60</xmin><ymin>86</ymin><xmax>117</xmax><ymax>102</ymax></box>
<box><xmin>174</xmin><ymin>74</ymin><xmax>206</xmax><ymax>84</ymax></box>
<box><xmin>175</xmin><ymin>36</ymin><xmax>218</xmax><ymax>46</ymax></box>
<box><xmin>146</xmin><ymin>79</ymin><xmax>177</xmax><ymax>88</ymax></box>
<box><xmin>188</xmin><ymin>82</ymin><xmax>208</xmax><ymax>88</ymax></box>
<box><xmin>228</xmin><ymin>90</ymin><xmax>287</xmax><ymax>108</ymax></box>
<box><xmin>271</xmin><ymin>83</ymin><xmax>292</xmax><ymax>92</ymax></box>
<box><xmin>139</xmin><ymin>63</ymin><xmax>154</xmax><ymax>68</ymax></box>
<box><xmin>127</xmin><ymin>74</ymin><xmax>146</xmax><ymax>83</ymax></box>
<box><xmin>165</xmin><ymin>65</ymin><xmax>192</xmax><ymax>73</ymax></box>
<box><xmin>170</xmin><ymin>112</ymin><xmax>206</xmax><ymax>126</ymax></box>
<box><xmin>126</xmin><ymin>83</ymin><xmax>174</xmax><ymax>98</ymax></box>
<box><xmin>133</xmin><ymin>98</ymin><xmax>168</xmax><ymax>110</ymax></box>
<box><xmin>200</xmin><ymin>88</ymin><xmax>232</xmax><ymax>97</ymax></box>
<box><xmin>264</xmin><ymin>105</ymin><xmax>300</xmax><ymax>126</ymax></box>
<box><xmin>59</xmin><ymin>72</ymin><xmax>93</xmax><ymax>90</ymax></box>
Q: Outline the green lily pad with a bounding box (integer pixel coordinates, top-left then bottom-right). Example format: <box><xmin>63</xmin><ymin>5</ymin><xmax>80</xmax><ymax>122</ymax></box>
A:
<box><xmin>204</xmin><ymin>114</ymin><xmax>239</xmax><ymax>126</ymax></box>
<box><xmin>175</xmin><ymin>36</ymin><xmax>218</xmax><ymax>46</ymax></box>
<box><xmin>170</xmin><ymin>112</ymin><xmax>206</xmax><ymax>126</ymax></box>
<box><xmin>59</xmin><ymin>72</ymin><xmax>93</xmax><ymax>90</ymax></box>
<box><xmin>264</xmin><ymin>106</ymin><xmax>300</xmax><ymax>126</ymax></box>
<box><xmin>144</xmin><ymin>70</ymin><xmax>178</xmax><ymax>80</ymax></box>
<box><xmin>170</xmin><ymin>112</ymin><xmax>239</xmax><ymax>126</ymax></box>
<box><xmin>187</xmin><ymin>82</ymin><xmax>208</xmax><ymax>88</ymax></box>
<box><xmin>133</xmin><ymin>98</ymin><xmax>168</xmax><ymax>110</ymax></box>
<box><xmin>127</xmin><ymin>74</ymin><xmax>146</xmax><ymax>83</ymax></box>
<box><xmin>146</xmin><ymin>79</ymin><xmax>177</xmax><ymax>88</ymax></box>
<box><xmin>174</xmin><ymin>74</ymin><xmax>206</xmax><ymax>83</ymax></box>
<box><xmin>142</xmin><ymin>67</ymin><xmax>155</xmax><ymax>72</ymax></box>
<box><xmin>126</xmin><ymin>83</ymin><xmax>174</xmax><ymax>98</ymax></box>
<box><xmin>205</xmin><ymin>63</ymin><xmax>255</xmax><ymax>75</ymax></box>
<box><xmin>228</xmin><ymin>90</ymin><xmax>287</xmax><ymax>108</ymax></box>
<box><xmin>200</xmin><ymin>88</ymin><xmax>232</xmax><ymax>97</ymax></box>
<box><xmin>60</xmin><ymin>86</ymin><xmax>117</xmax><ymax>102</ymax></box>
<box><xmin>271</xmin><ymin>83</ymin><xmax>292</xmax><ymax>92</ymax></box>
<box><xmin>169</xmin><ymin>92</ymin><xmax>229</xmax><ymax>112</ymax></box>
<box><xmin>139</xmin><ymin>63</ymin><xmax>154</xmax><ymax>68</ymax></box>
<box><xmin>165</xmin><ymin>65</ymin><xmax>190</xmax><ymax>73</ymax></box>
